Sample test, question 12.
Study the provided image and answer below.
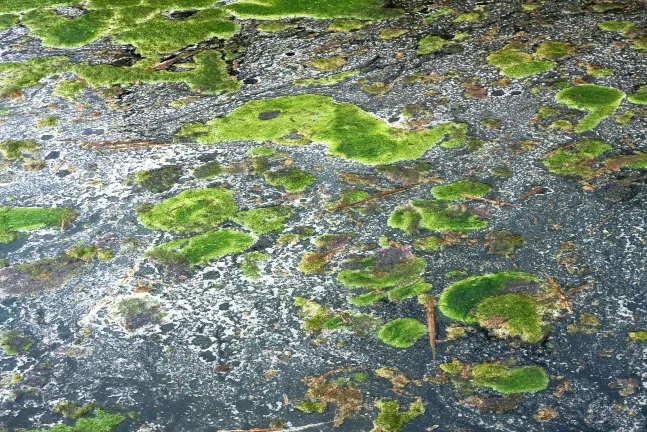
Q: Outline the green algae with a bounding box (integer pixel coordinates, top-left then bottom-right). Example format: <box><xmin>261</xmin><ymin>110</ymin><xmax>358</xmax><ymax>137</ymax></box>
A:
<box><xmin>388</xmin><ymin>200</ymin><xmax>488</xmax><ymax>235</ymax></box>
<box><xmin>0</xmin><ymin>140</ymin><xmax>40</xmax><ymax>160</ymax></box>
<box><xmin>556</xmin><ymin>84</ymin><xmax>625</xmax><ymax>132</ymax></box>
<box><xmin>133</xmin><ymin>166</ymin><xmax>182</xmax><ymax>193</ymax></box>
<box><xmin>177</xmin><ymin>95</ymin><xmax>468</xmax><ymax>165</ymax></box>
<box><xmin>137</xmin><ymin>188</ymin><xmax>238</xmax><ymax>234</ymax></box>
<box><xmin>628</xmin><ymin>85</ymin><xmax>647</xmax><ymax>105</ymax></box>
<box><xmin>240</xmin><ymin>252</ymin><xmax>270</xmax><ymax>279</ymax></box>
<box><xmin>544</xmin><ymin>139</ymin><xmax>613</xmax><ymax>178</ymax></box>
<box><xmin>372</xmin><ymin>399</ymin><xmax>424</xmax><ymax>432</ymax></box>
<box><xmin>471</xmin><ymin>363</ymin><xmax>549</xmax><ymax>394</ymax></box>
<box><xmin>53</xmin><ymin>401</ymin><xmax>97</xmax><ymax>420</ymax></box>
<box><xmin>475</xmin><ymin>293</ymin><xmax>545</xmax><ymax>342</ymax></box>
<box><xmin>146</xmin><ymin>229</ymin><xmax>256</xmax><ymax>266</ymax></box>
<box><xmin>192</xmin><ymin>161</ymin><xmax>223</xmax><ymax>179</ymax></box>
<box><xmin>431</xmin><ymin>179</ymin><xmax>492</xmax><ymax>201</ymax></box>
<box><xmin>417</xmin><ymin>35</ymin><xmax>449</xmax><ymax>54</ymax></box>
<box><xmin>264</xmin><ymin>168</ymin><xmax>316</xmax><ymax>193</ymax></box>
<box><xmin>0</xmin><ymin>330</ymin><xmax>34</xmax><ymax>356</ymax></box>
<box><xmin>224</xmin><ymin>0</ymin><xmax>403</xmax><ymax>20</ymax></box>
<box><xmin>232</xmin><ymin>205</ymin><xmax>294</xmax><ymax>234</ymax></box>
<box><xmin>438</xmin><ymin>271</ymin><xmax>542</xmax><ymax>323</ymax></box>
<box><xmin>294</xmin><ymin>69</ymin><xmax>359</xmax><ymax>87</ymax></box>
<box><xmin>27</xmin><ymin>409</ymin><xmax>125</xmax><ymax>432</ymax></box>
<box><xmin>377</xmin><ymin>318</ymin><xmax>427</xmax><ymax>348</ymax></box>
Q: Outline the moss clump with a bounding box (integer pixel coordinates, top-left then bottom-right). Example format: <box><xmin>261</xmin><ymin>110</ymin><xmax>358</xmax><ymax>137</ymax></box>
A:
<box><xmin>439</xmin><ymin>271</ymin><xmax>542</xmax><ymax>323</ymax></box>
<box><xmin>257</xmin><ymin>21</ymin><xmax>296</xmax><ymax>32</ymax></box>
<box><xmin>294</xmin><ymin>297</ymin><xmax>380</xmax><ymax>335</ymax></box>
<box><xmin>232</xmin><ymin>206</ymin><xmax>294</xmax><ymax>234</ymax></box>
<box><xmin>423</xmin><ymin>7</ymin><xmax>453</xmax><ymax>22</ymax></box>
<box><xmin>240</xmin><ymin>252</ymin><xmax>270</xmax><ymax>279</ymax></box>
<box><xmin>37</xmin><ymin>116</ymin><xmax>58</xmax><ymax>128</ymax></box>
<box><xmin>475</xmin><ymin>294</ymin><xmax>544</xmax><ymax>342</ymax></box>
<box><xmin>628</xmin><ymin>330</ymin><xmax>647</xmax><ymax>341</ymax></box>
<box><xmin>177</xmin><ymin>95</ymin><xmax>468</xmax><ymax>165</ymax></box>
<box><xmin>146</xmin><ymin>229</ymin><xmax>256</xmax><ymax>266</ymax></box>
<box><xmin>53</xmin><ymin>79</ymin><xmax>88</xmax><ymax>101</ymax></box>
<box><xmin>0</xmin><ymin>207</ymin><xmax>77</xmax><ymax>242</ymax></box>
<box><xmin>264</xmin><ymin>168</ymin><xmax>315</xmax><ymax>193</ymax></box>
<box><xmin>534</xmin><ymin>41</ymin><xmax>572</xmax><ymax>59</ymax></box>
<box><xmin>389</xmin><ymin>200</ymin><xmax>488</xmax><ymax>235</ymax></box>
<box><xmin>0</xmin><ymin>140</ymin><xmax>40</xmax><ymax>160</ymax></box>
<box><xmin>65</xmin><ymin>242</ymin><xmax>112</xmax><ymax>262</ymax></box>
<box><xmin>413</xmin><ymin>235</ymin><xmax>453</xmax><ymax>252</ymax></box>
<box><xmin>484</xmin><ymin>230</ymin><xmax>525</xmax><ymax>257</ymax></box>
<box><xmin>592</xmin><ymin>3</ymin><xmax>623</xmax><ymax>12</ymax></box>
<box><xmin>296</xmin><ymin>401</ymin><xmax>327</xmax><ymax>413</ymax></box>
<box><xmin>192</xmin><ymin>161</ymin><xmax>223</xmax><ymax>179</ymax></box>
<box><xmin>544</xmin><ymin>139</ymin><xmax>613</xmax><ymax>178</ymax></box>
<box><xmin>555</xmin><ymin>84</ymin><xmax>625</xmax><ymax>132</ymax></box>
<box><xmin>487</xmin><ymin>43</ymin><xmax>557</xmax><ymax>78</ymax></box>
<box><xmin>627</xmin><ymin>85</ymin><xmax>647</xmax><ymax>105</ymax></box>
<box><xmin>431</xmin><ymin>179</ymin><xmax>492</xmax><ymax>201</ymax></box>
<box><xmin>0</xmin><ymin>230</ymin><xmax>18</xmax><ymax>243</ymax></box>
<box><xmin>325</xmin><ymin>189</ymin><xmax>370</xmax><ymax>211</ymax></box>
<box><xmin>440</xmin><ymin>359</ymin><xmax>469</xmax><ymax>375</ymax></box>
<box><xmin>137</xmin><ymin>188</ymin><xmax>238</xmax><ymax>234</ymax></box>
<box><xmin>378</xmin><ymin>318</ymin><xmax>427</xmax><ymax>348</ymax></box>
<box><xmin>0</xmin><ymin>330</ymin><xmax>34</xmax><ymax>355</ymax></box>
<box><xmin>28</xmin><ymin>409</ymin><xmax>125</xmax><ymax>431</ymax></box>
<box><xmin>372</xmin><ymin>399</ymin><xmax>424</xmax><ymax>432</ymax></box>
<box><xmin>417</xmin><ymin>35</ymin><xmax>449</xmax><ymax>54</ymax></box>
<box><xmin>454</xmin><ymin>12</ymin><xmax>484</xmax><ymax>22</ymax></box>
<box><xmin>328</xmin><ymin>19</ymin><xmax>368</xmax><ymax>32</ymax></box>
<box><xmin>471</xmin><ymin>363</ymin><xmax>549</xmax><ymax>394</ymax></box>
<box><xmin>599</xmin><ymin>21</ymin><xmax>635</xmax><ymax>32</ymax></box>
<box><xmin>53</xmin><ymin>400</ymin><xmax>97</xmax><ymax>420</ymax></box>
<box><xmin>225</xmin><ymin>0</ymin><xmax>402</xmax><ymax>20</ymax></box>
<box><xmin>113</xmin><ymin>295</ymin><xmax>165</xmax><ymax>332</ymax></box>
<box><xmin>308</xmin><ymin>55</ymin><xmax>347</xmax><ymax>71</ymax></box>
<box><xmin>133</xmin><ymin>166</ymin><xmax>182</xmax><ymax>193</ymax></box>
<box><xmin>379</xmin><ymin>28</ymin><xmax>407</xmax><ymax>39</ymax></box>
<box><xmin>587</xmin><ymin>65</ymin><xmax>614</xmax><ymax>77</ymax></box>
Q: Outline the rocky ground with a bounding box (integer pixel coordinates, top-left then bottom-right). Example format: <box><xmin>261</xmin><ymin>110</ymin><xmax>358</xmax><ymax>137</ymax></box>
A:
<box><xmin>0</xmin><ymin>1</ymin><xmax>646</xmax><ymax>431</ymax></box>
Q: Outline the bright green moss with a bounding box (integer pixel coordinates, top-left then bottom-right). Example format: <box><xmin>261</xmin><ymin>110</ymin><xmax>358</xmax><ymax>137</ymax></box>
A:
<box><xmin>240</xmin><ymin>252</ymin><xmax>270</xmax><ymax>279</ymax></box>
<box><xmin>146</xmin><ymin>229</ymin><xmax>256</xmax><ymax>266</ymax></box>
<box><xmin>431</xmin><ymin>179</ymin><xmax>492</xmax><ymax>201</ymax></box>
<box><xmin>53</xmin><ymin>79</ymin><xmax>88</xmax><ymax>101</ymax></box>
<box><xmin>629</xmin><ymin>330</ymin><xmax>647</xmax><ymax>341</ymax></box>
<box><xmin>534</xmin><ymin>41</ymin><xmax>572</xmax><ymax>59</ymax></box>
<box><xmin>133</xmin><ymin>166</ymin><xmax>182</xmax><ymax>193</ymax></box>
<box><xmin>487</xmin><ymin>45</ymin><xmax>556</xmax><ymax>78</ymax></box>
<box><xmin>53</xmin><ymin>401</ymin><xmax>97</xmax><ymax>420</ymax></box>
<box><xmin>296</xmin><ymin>401</ymin><xmax>327</xmax><ymax>413</ymax></box>
<box><xmin>308</xmin><ymin>55</ymin><xmax>347</xmax><ymax>71</ymax></box>
<box><xmin>587</xmin><ymin>65</ymin><xmax>615</xmax><ymax>77</ymax></box>
<box><xmin>438</xmin><ymin>271</ymin><xmax>542</xmax><ymax>323</ymax></box>
<box><xmin>225</xmin><ymin>0</ymin><xmax>403</xmax><ymax>20</ymax></box>
<box><xmin>628</xmin><ymin>85</ymin><xmax>647</xmax><ymax>105</ymax></box>
<box><xmin>0</xmin><ymin>330</ymin><xmax>34</xmax><ymax>355</ymax></box>
<box><xmin>137</xmin><ymin>188</ymin><xmax>237</xmax><ymax>234</ymax></box>
<box><xmin>556</xmin><ymin>84</ymin><xmax>625</xmax><ymax>132</ymax></box>
<box><xmin>337</xmin><ymin>255</ymin><xmax>426</xmax><ymax>289</ymax></box>
<box><xmin>0</xmin><ymin>140</ymin><xmax>40</xmax><ymax>160</ymax></box>
<box><xmin>475</xmin><ymin>293</ymin><xmax>544</xmax><ymax>342</ymax></box>
<box><xmin>380</xmin><ymin>28</ymin><xmax>408</xmax><ymax>39</ymax></box>
<box><xmin>487</xmin><ymin>48</ymin><xmax>532</xmax><ymax>68</ymax></box>
<box><xmin>598</xmin><ymin>20</ymin><xmax>634</xmax><ymax>31</ymax></box>
<box><xmin>0</xmin><ymin>206</ymin><xmax>77</xmax><ymax>233</ymax></box>
<box><xmin>372</xmin><ymin>399</ymin><xmax>424</xmax><ymax>432</ymax></box>
<box><xmin>471</xmin><ymin>363</ymin><xmax>549</xmax><ymax>394</ymax></box>
<box><xmin>522</xmin><ymin>4</ymin><xmax>540</xmax><ymax>10</ymax></box>
<box><xmin>417</xmin><ymin>35</ymin><xmax>449</xmax><ymax>54</ymax></box>
<box><xmin>192</xmin><ymin>161</ymin><xmax>223</xmax><ymax>179</ymax></box>
<box><xmin>295</xmin><ymin>69</ymin><xmax>359</xmax><ymax>87</ymax></box>
<box><xmin>0</xmin><ymin>14</ymin><xmax>19</xmax><ymax>30</ymax></box>
<box><xmin>454</xmin><ymin>12</ymin><xmax>482</xmax><ymax>22</ymax></box>
<box><xmin>264</xmin><ymin>168</ymin><xmax>316</xmax><ymax>193</ymax></box>
<box><xmin>387</xmin><ymin>279</ymin><xmax>432</xmax><ymax>302</ymax></box>
<box><xmin>22</xmin><ymin>8</ymin><xmax>114</xmax><ymax>48</ymax></box>
<box><xmin>232</xmin><ymin>205</ymin><xmax>294</xmax><ymax>234</ymax></box>
<box><xmin>0</xmin><ymin>230</ymin><xmax>18</xmax><ymax>243</ymax></box>
<box><xmin>378</xmin><ymin>318</ymin><xmax>427</xmax><ymax>348</ymax></box>
<box><xmin>177</xmin><ymin>95</ymin><xmax>468</xmax><ymax>165</ymax></box>
<box><xmin>257</xmin><ymin>21</ymin><xmax>296</xmax><ymax>32</ymax></box>
<box><xmin>502</xmin><ymin>60</ymin><xmax>555</xmax><ymax>78</ymax></box>
<box><xmin>544</xmin><ymin>139</ymin><xmax>613</xmax><ymax>178</ymax></box>
<box><xmin>389</xmin><ymin>200</ymin><xmax>488</xmax><ymax>235</ymax></box>
<box><xmin>350</xmin><ymin>290</ymin><xmax>386</xmax><ymax>306</ymax></box>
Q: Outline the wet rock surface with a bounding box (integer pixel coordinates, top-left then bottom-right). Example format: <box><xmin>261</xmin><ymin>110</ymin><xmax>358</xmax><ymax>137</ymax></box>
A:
<box><xmin>1</xmin><ymin>0</ymin><xmax>647</xmax><ymax>431</ymax></box>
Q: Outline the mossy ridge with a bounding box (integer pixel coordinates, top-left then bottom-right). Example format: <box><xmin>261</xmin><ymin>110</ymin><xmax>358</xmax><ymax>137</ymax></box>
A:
<box><xmin>438</xmin><ymin>271</ymin><xmax>542</xmax><ymax>323</ymax></box>
<box><xmin>177</xmin><ymin>95</ymin><xmax>468</xmax><ymax>165</ymax></box>
<box><xmin>377</xmin><ymin>318</ymin><xmax>427</xmax><ymax>348</ymax></box>
<box><xmin>431</xmin><ymin>179</ymin><xmax>492</xmax><ymax>201</ymax></box>
<box><xmin>137</xmin><ymin>188</ymin><xmax>238</xmax><ymax>234</ymax></box>
<box><xmin>294</xmin><ymin>297</ymin><xmax>381</xmax><ymax>336</ymax></box>
<box><xmin>388</xmin><ymin>200</ymin><xmax>488</xmax><ymax>235</ymax></box>
<box><xmin>0</xmin><ymin>51</ymin><xmax>240</xmax><ymax>98</ymax></box>
<box><xmin>0</xmin><ymin>330</ymin><xmax>34</xmax><ymax>355</ymax></box>
<box><xmin>26</xmin><ymin>408</ymin><xmax>125</xmax><ymax>432</ymax></box>
<box><xmin>555</xmin><ymin>84</ymin><xmax>625</xmax><ymax>132</ymax></box>
<box><xmin>371</xmin><ymin>399</ymin><xmax>424</xmax><ymax>432</ymax></box>
<box><xmin>232</xmin><ymin>205</ymin><xmax>294</xmax><ymax>234</ymax></box>
<box><xmin>224</xmin><ymin>0</ymin><xmax>403</xmax><ymax>20</ymax></box>
<box><xmin>146</xmin><ymin>229</ymin><xmax>256</xmax><ymax>266</ymax></box>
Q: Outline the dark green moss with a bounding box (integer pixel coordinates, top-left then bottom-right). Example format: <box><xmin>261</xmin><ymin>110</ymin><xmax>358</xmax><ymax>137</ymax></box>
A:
<box><xmin>133</xmin><ymin>166</ymin><xmax>182</xmax><ymax>193</ymax></box>
<box><xmin>264</xmin><ymin>168</ymin><xmax>315</xmax><ymax>193</ymax></box>
<box><xmin>192</xmin><ymin>161</ymin><xmax>223</xmax><ymax>179</ymax></box>
<box><xmin>0</xmin><ymin>330</ymin><xmax>34</xmax><ymax>355</ymax></box>
<box><xmin>0</xmin><ymin>140</ymin><xmax>40</xmax><ymax>160</ymax></box>
<box><xmin>53</xmin><ymin>401</ymin><xmax>97</xmax><ymax>420</ymax></box>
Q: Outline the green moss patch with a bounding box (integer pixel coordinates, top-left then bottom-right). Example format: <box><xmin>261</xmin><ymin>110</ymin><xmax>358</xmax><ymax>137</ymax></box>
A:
<box><xmin>26</xmin><ymin>409</ymin><xmax>125</xmax><ymax>432</ymax></box>
<box><xmin>0</xmin><ymin>140</ymin><xmax>40</xmax><ymax>160</ymax></box>
<box><xmin>294</xmin><ymin>297</ymin><xmax>380</xmax><ymax>336</ymax></box>
<box><xmin>132</xmin><ymin>166</ymin><xmax>182</xmax><ymax>193</ymax></box>
<box><xmin>599</xmin><ymin>21</ymin><xmax>635</xmax><ymax>32</ymax></box>
<box><xmin>308</xmin><ymin>55</ymin><xmax>348</xmax><ymax>71</ymax></box>
<box><xmin>380</xmin><ymin>28</ymin><xmax>408</xmax><ymax>39</ymax></box>
<box><xmin>224</xmin><ymin>0</ymin><xmax>403</xmax><ymax>20</ymax></box>
<box><xmin>555</xmin><ymin>84</ymin><xmax>625</xmax><ymax>132</ymax></box>
<box><xmin>544</xmin><ymin>139</ymin><xmax>613</xmax><ymax>178</ymax></box>
<box><xmin>471</xmin><ymin>363</ymin><xmax>549</xmax><ymax>394</ymax></box>
<box><xmin>53</xmin><ymin>401</ymin><xmax>97</xmax><ymax>420</ymax></box>
<box><xmin>378</xmin><ymin>318</ymin><xmax>427</xmax><ymax>348</ymax></box>
<box><xmin>372</xmin><ymin>399</ymin><xmax>424</xmax><ymax>432</ymax></box>
<box><xmin>146</xmin><ymin>229</ymin><xmax>256</xmax><ymax>266</ymax></box>
<box><xmin>53</xmin><ymin>78</ymin><xmax>88</xmax><ymax>101</ymax></box>
<box><xmin>0</xmin><ymin>13</ymin><xmax>19</xmax><ymax>30</ymax></box>
<box><xmin>629</xmin><ymin>330</ymin><xmax>647</xmax><ymax>341</ymax></box>
<box><xmin>192</xmin><ymin>161</ymin><xmax>223</xmax><ymax>179</ymax></box>
<box><xmin>0</xmin><ymin>207</ymin><xmax>77</xmax><ymax>244</ymax></box>
<box><xmin>417</xmin><ymin>35</ymin><xmax>450</xmax><ymax>54</ymax></box>
<box><xmin>628</xmin><ymin>85</ymin><xmax>647</xmax><ymax>105</ymax></box>
<box><xmin>431</xmin><ymin>179</ymin><xmax>492</xmax><ymax>201</ymax></box>
<box><xmin>487</xmin><ymin>42</ymin><xmax>565</xmax><ymax>78</ymax></box>
<box><xmin>1</xmin><ymin>330</ymin><xmax>34</xmax><ymax>355</ymax></box>
<box><xmin>534</xmin><ymin>41</ymin><xmax>573</xmax><ymax>59</ymax></box>
<box><xmin>475</xmin><ymin>293</ymin><xmax>544</xmax><ymax>342</ymax></box>
<box><xmin>232</xmin><ymin>205</ymin><xmax>294</xmax><ymax>234</ymax></box>
<box><xmin>264</xmin><ymin>167</ymin><xmax>316</xmax><ymax>193</ymax></box>
<box><xmin>240</xmin><ymin>252</ymin><xmax>270</xmax><ymax>279</ymax></box>
<box><xmin>389</xmin><ymin>200</ymin><xmax>488</xmax><ymax>235</ymax></box>
<box><xmin>177</xmin><ymin>95</ymin><xmax>468</xmax><ymax>165</ymax></box>
<box><xmin>137</xmin><ymin>188</ymin><xmax>238</xmax><ymax>234</ymax></box>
